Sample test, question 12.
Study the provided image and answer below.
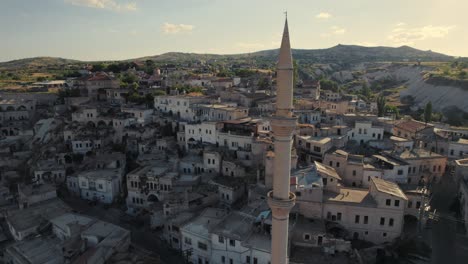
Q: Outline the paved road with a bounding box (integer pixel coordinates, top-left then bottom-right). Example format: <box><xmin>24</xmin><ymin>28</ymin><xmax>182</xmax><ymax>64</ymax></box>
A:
<box><xmin>61</xmin><ymin>194</ymin><xmax>185</xmax><ymax>264</ymax></box>
<box><xmin>429</xmin><ymin>173</ymin><xmax>468</xmax><ymax>264</ymax></box>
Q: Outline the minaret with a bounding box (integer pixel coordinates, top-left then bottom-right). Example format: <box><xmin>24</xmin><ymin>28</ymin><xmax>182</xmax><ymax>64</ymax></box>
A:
<box><xmin>267</xmin><ymin>16</ymin><xmax>297</xmax><ymax>264</ymax></box>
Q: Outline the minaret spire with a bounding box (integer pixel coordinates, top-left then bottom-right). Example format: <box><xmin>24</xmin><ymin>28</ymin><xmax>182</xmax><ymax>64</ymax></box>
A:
<box><xmin>268</xmin><ymin>16</ymin><xmax>297</xmax><ymax>264</ymax></box>
<box><xmin>276</xmin><ymin>16</ymin><xmax>294</xmax><ymax>118</ymax></box>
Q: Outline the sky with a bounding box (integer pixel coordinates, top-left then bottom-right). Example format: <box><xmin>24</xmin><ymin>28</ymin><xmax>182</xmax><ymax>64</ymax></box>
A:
<box><xmin>0</xmin><ymin>0</ymin><xmax>467</xmax><ymax>62</ymax></box>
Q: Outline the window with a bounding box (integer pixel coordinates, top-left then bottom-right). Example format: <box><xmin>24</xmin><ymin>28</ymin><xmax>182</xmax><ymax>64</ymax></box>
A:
<box><xmin>380</xmin><ymin>217</ymin><xmax>385</xmax><ymax>225</ymax></box>
<box><xmin>364</xmin><ymin>216</ymin><xmax>368</xmax><ymax>224</ymax></box>
<box><xmin>355</xmin><ymin>215</ymin><xmax>360</xmax><ymax>223</ymax></box>
<box><xmin>352</xmin><ymin>170</ymin><xmax>356</xmax><ymax>176</ymax></box>
<box><xmin>386</xmin><ymin>199</ymin><xmax>391</xmax><ymax>206</ymax></box>
<box><xmin>221</xmin><ymin>256</ymin><xmax>225</xmax><ymax>263</ymax></box>
<box><xmin>254</xmin><ymin>258</ymin><xmax>258</xmax><ymax>264</ymax></box>
<box><xmin>389</xmin><ymin>218</ymin><xmax>394</xmax><ymax>227</ymax></box>
<box><xmin>229</xmin><ymin>239</ymin><xmax>235</xmax><ymax>247</ymax></box>
<box><xmin>184</xmin><ymin>237</ymin><xmax>191</xmax><ymax>245</ymax></box>
<box><xmin>198</xmin><ymin>242</ymin><xmax>207</xmax><ymax>251</ymax></box>
<box><xmin>313</xmin><ymin>146</ymin><xmax>321</xmax><ymax>152</ymax></box>
<box><xmin>229</xmin><ymin>259</ymin><xmax>233</xmax><ymax>264</ymax></box>
<box><xmin>416</xmin><ymin>201</ymin><xmax>421</xmax><ymax>209</ymax></box>
<box><xmin>337</xmin><ymin>212</ymin><xmax>342</xmax><ymax>221</ymax></box>
<box><xmin>397</xmin><ymin>170</ymin><xmax>403</xmax><ymax>175</ymax></box>
<box><xmin>383</xmin><ymin>232</ymin><xmax>387</xmax><ymax>237</ymax></box>
<box><xmin>336</xmin><ymin>162</ymin><xmax>340</xmax><ymax>168</ymax></box>
<box><xmin>246</xmin><ymin>256</ymin><xmax>251</xmax><ymax>264</ymax></box>
<box><xmin>329</xmin><ymin>161</ymin><xmax>333</xmax><ymax>166</ymax></box>
<box><xmin>408</xmin><ymin>201</ymin><xmax>413</xmax><ymax>208</ymax></box>
<box><xmin>394</xmin><ymin>200</ymin><xmax>400</xmax><ymax>207</ymax></box>
<box><xmin>98</xmin><ymin>184</ymin><xmax>103</xmax><ymax>190</ymax></box>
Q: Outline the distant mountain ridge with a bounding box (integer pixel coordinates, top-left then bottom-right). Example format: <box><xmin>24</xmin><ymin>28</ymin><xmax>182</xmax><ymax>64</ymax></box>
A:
<box><xmin>0</xmin><ymin>45</ymin><xmax>455</xmax><ymax>70</ymax></box>
<box><xmin>250</xmin><ymin>44</ymin><xmax>453</xmax><ymax>63</ymax></box>
<box><xmin>0</xmin><ymin>57</ymin><xmax>80</xmax><ymax>70</ymax></box>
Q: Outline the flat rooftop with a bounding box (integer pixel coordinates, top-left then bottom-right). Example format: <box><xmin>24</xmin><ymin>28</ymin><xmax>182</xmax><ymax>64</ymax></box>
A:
<box><xmin>323</xmin><ymin>188</ymin><xmax>377</xmax><ymax>207</ymax></box>
<box><xmin>455</xmin><ymin>158</ymin><xmax>468</xmax><ymax>166</ymax></box>
<box><xmin>394</xmin><ymin>148</ymin><xmax>445</xmax><ymax>159</ymax></box>
<box><xmin>7</xmin><ymin>198</ymin><xmax>70</xmax><ymax>231</ymax></box>
<box><xmin>212</xmin><ymin>211</ymin><xmax>255</xmax><ymax>241</ymax></box>
<box><xmin>182</xmin><ymin>208</ymin><xmax>227</xmax><ymax>238</ymax></box>
<box><xmin>5</xmin><ymin>236</ymin><xmax>64</xmax><ymax>263</ymax></box>
<box><xmin>78</xmin><ymin>169</ymin><xmax>120</xmax><ymax>180</ymax></box>
<box><xmin>372</xmin><ymin>177</ymin><xmax>408</xmax><ymax>200</ymax></box>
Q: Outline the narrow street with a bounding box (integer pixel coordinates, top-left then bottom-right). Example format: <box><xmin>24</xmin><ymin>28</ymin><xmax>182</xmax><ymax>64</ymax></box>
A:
<box><xmin>429</xmin><ymin>173</ymin><xmax>468</xmax><ymax>264</ymax></box>
<box><xmin>61</xmin><ymin>193</ymin><xmax>185</xmax><ymax>264</ymax></box>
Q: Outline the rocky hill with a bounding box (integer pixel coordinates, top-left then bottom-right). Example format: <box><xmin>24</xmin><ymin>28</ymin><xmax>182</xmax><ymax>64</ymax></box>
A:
<box><xmin>0</xmin><ymin>57</ymin><xmax>80</xmax><ymax>70</ymax></box>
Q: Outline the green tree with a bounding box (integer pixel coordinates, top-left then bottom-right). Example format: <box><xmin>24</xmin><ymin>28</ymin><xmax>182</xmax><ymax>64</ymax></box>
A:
<box><xmin>385</xmin><ymin>105</ymin><xmax>400</xmax><ymax>120</ymax></box>
<box><xmin>257</xmin><ymin>77</ymin><xmax>269</xmax><ymax>89</ymax></box>
<box><xmin>360</xmin><ymin>83</ymin><xmax>372</xmax><ymax>100</ymax></box>
<box><xmin>377</xmin><ymin>95</ymin><xmax>386</xmax><ymax>117</ymax></box>
<box><xmin>319</xmin><ymin>78</ymin><xmax>339</xmax><ymax>92</ymax></box>
<box><xmin>458</xmin><ymin>71</ymin><xmax>467</xmax><ymax>79</ymax></box>
<box><xmin>144</xmin><ymin>94</ymin><xmax>154</xmax><ymax>108</ymax></box>
<box><xmin>424</xmin><ymin>101</ymin><xmax>432</xmax><ymax>123</ymax></box>
<box><xmin>121</xmin><ymin>73</ymin><xmax>138</xmax><ymax>84</ymax></box>
<box><xmin>153</xmin><ymin>90</ymin><xmax>166</xmax><ymax>96</ymax></box>
<box><xmin>91</xmin><ymin>63</ymin><xmax>106</xmax><ymax>72</ymax></box>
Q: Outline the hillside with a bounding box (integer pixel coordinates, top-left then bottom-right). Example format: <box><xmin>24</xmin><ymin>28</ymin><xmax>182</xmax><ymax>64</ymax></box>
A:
<box><xmin>252</xmin><ymin>45</ymin><xmax>453</xmax><ymax>64</ymax></box>
<box><xmin>0</xmin><ymin>57</ymin><xmax>80</xmax><ymax>71</ymax></box>
<box><xmin>0</xmin><ymin>45</ymin><xmax>455</xmax><ymax>70</ymax></box>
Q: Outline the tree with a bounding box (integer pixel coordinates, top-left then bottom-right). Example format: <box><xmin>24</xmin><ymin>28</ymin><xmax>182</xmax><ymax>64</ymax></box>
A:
<box><xmin>386</xmin><ymin>105</ymin><xmax>400</xmax><ymax>120</ymax></box>
<box><xmin>360</xmin><ymin>83</ymin><xmax>372</xmax><ymax>100</ymax></box>
<box><xmin>121</xmin><ymin>73</ymin><xmax>138</xmax><ymax>84</ymax></box>
<box><xmin>319</xmin><ymin>78</ymin><xmax>339</xmax><ymax>92</ymax></box>
<box><xmin>144</xmin><ymin>94</ymin><xmax>154</xmax><ymax>108</ymax></box>
<box><xmin>459</xmin><ymin>71</ymin><xmax>467</xmax><ymax>79</ymax></box>
<box><xmin>377</xmin><ymin>95</ymin><xmax>386</xmax><ymax>117</ymax></box>
<box><xmin>424</xmin><ymin>101</ymin><xmax>432</xmax><ymax>123</ymax></box>
<box><xmin>257</xmin><ymin>77</ymin><xmax>269</xmax><ymax>89</ymax></box>
<box><xmin>91</xmin><ymin>63</ymin><xmax>106</xmax><ymax>72</ymax></box>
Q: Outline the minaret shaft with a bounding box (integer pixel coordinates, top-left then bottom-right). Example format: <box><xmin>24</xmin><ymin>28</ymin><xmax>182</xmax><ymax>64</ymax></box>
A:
<box><xmin>267</xmin><ymin>17</ymin><xmax>297</xmax><ymax>264</ymax></box>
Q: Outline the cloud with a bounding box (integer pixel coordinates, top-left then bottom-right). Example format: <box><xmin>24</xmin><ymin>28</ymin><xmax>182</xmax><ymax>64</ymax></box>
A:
<box><xmin>395</xmin><ymin>22</ymin><xmax>406</xmax><ymax>27</ymax></box>
<box><xmin>321</xmin><ymin>26</ymin><xmax>346</xmax><ymax>38</ymax></box>
<box><xmin>316</xmin><ymin>12</ymin><xmax>332</xmax><ymax>19</ymax></box>
<box><xmin>352</xmin><ymin>41</ymin><xmax>378</xmax><ymax>47</ymax></box>
<box><xmin>331</xmin><ymin>26</ymin><xmax>346</xmax><ymax>34</ymax></box>
<box><xmin>162</xmin><ymin>22</ymin><xmax>194</xmax><ymax>34</ymax></box>
<box><xmin>388</xmin><ymin>24</ymin><xmax>456</xmax><ymax>45</ymax></box>
<box><xmin>236</xmin><ymin>42</ymin><xmax>265</xmax><ymax>50</ymax></box>
<box><xmin>65</xmin><ymin>0</ymin><xmax>137</xmax><ymax>12</ymax></box>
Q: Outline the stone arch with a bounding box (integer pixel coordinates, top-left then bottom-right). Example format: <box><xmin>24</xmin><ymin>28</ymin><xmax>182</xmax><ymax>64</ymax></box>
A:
<box><xmin>87</xmin><ymin>121</ymin><xmax>96</xmax><ymax>128</ymax></box>
<box><xmin>17</xmin><ymin>105</ymin><xmax>27</xmax><ymax>111</ymax></box>
<box><xmin>97</xmin><ymin>120</ymin><xmax>107</xmax><ymax>128</ymax></box>
<box><xmin>64</xmin><ymin>155</ymin><xmax>73</xmax><ymax>164</ymax></box>
<box><xmin>147</xmin><ymin>194</ymin><xmax>159</xmax><ymax>203</ymax></box>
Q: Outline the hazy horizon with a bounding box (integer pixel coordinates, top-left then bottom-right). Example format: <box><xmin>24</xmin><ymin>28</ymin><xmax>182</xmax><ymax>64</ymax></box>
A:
<box><xmin>1</xmin><ymin>0</ymin><xmax>467</xmax><ymax>61</ymax></box>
